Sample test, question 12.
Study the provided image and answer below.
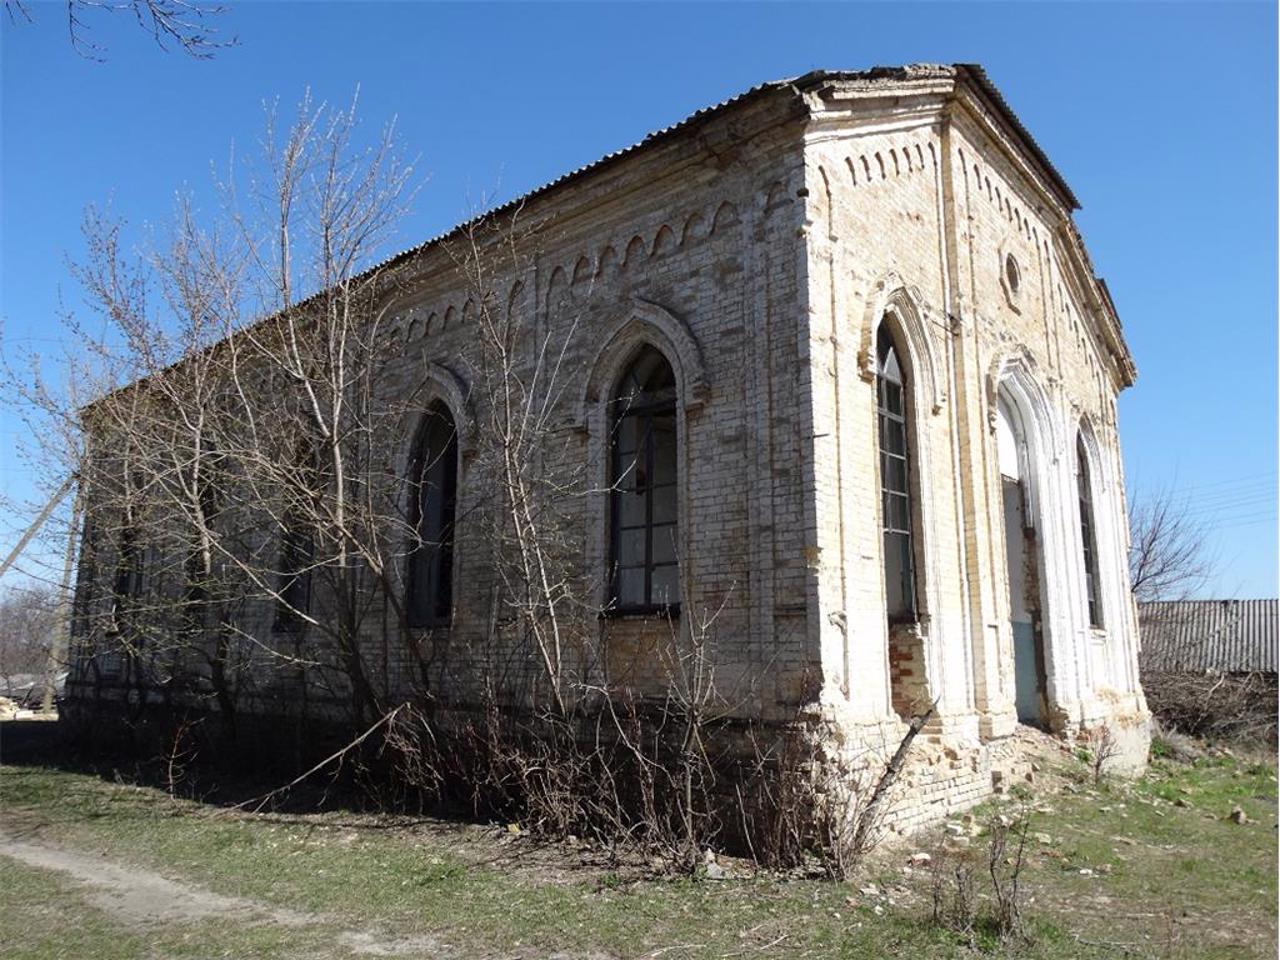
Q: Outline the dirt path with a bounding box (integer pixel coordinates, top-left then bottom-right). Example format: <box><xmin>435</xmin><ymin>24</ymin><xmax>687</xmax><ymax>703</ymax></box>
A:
<box><xmin>0</xmin><ymin>829</ymin><xmax>445</xmax><ymax>957</ymax></box>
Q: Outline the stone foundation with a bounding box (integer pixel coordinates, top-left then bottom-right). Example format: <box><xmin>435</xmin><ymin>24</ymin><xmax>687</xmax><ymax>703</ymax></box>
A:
<box><xmin>814</xmin><ymin>703</ymin><xmax>1151</xmax><ymax>840</ymax></box>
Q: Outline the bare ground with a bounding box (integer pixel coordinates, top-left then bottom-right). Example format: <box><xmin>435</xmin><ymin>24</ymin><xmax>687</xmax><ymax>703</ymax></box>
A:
<box><xmin>0</xmin><ymin>828</ymin><xmax>449</xmax><ymax>958</ymax></box>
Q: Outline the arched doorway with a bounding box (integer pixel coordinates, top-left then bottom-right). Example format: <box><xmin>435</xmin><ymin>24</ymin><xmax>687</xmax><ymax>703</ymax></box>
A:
<box><xmin>995</xmin><ymin>394</ymin><xmax>1046</xmax><ymax>726</ymax></box>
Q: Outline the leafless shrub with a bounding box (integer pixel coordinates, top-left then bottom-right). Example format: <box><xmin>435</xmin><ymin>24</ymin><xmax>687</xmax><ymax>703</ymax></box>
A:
<box><xmin>730</xmin><ymin>705</ymin><xmax>934</xmax><ymax>879</ymax></box>
<box><xmin>809</xmin><ymin>709</ymin><xmax>933</xmax><ymax>880</ymax></box>
<box><xmin>811</xmin><ymin>760</ymin><xmax>879</xmax><ymax>881</ymax></box>
<box><xmin>163</xmin><ymin>713</ymin><xmax>203</xmax><ymax>799</ymax></box>
<box><xmin>987</xmin><ymin>814</ymin><xmax>1030</xmax><ymax>942</ymax></box>
<box><xmin>732</xmin><ymin>722</ymin><xmax>815</xmax><ymax>872</ymax></box>
<box><xmin>1143</xmin><ymin>670</ymin><xmax>1277</xmax><ymax>747</ymax></box>
<box><xmin>369</xmin><ymin>702</ymin><xmax>446</xmax><ymax>812</ymax></box>
<box><xmin>1081</xmin><ymin>724</ymin><xmax>1121</xmax><ymax>785</ymax></box>
<box><xmin>930</xmin><ymin>848</ymin><xmax>979</xmax><ymax>945</ymax></box>
<box><xmin>928</xmin><ymin>814</ymin><xmax>1030</xmax><ymax>945</ymax></box>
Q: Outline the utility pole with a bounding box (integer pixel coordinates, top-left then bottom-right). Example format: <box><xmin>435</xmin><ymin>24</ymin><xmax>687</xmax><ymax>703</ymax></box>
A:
<box><xmin>42</xmin><ymin>479</ymin><xmax>84</xmax><ymax>714</ymax></box>
<box><xmin>0</xmin><ymin>475</ymin><xmax>74</xmax><ymax>581</ymax></box>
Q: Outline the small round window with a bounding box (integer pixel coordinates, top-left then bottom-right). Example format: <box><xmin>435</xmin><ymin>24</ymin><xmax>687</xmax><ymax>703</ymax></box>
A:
<box><xmin>1005</xmin><ymin>253</ymin><xmax>1021</xmax><ymax>293</ymax></box>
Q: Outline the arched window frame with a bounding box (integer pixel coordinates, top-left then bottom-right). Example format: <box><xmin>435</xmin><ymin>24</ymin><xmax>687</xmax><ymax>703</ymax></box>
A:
<box><xmin>1075</xmin><ymin>430</ymin><xmax>1104</xmax><ymax>629</ymax></box>
<box><xmin>873</xmin><ymin>320</ymin><xmax>922</xmax><ymax>624</ymax></box>
<box><xmin>406</xmin><ymin>399</ymin><xmax>460</xmax><ymax>628</ymax></box>
<box><xmin>274</xmin><ymin>522</ymin><xmax>314</xmax><ymax>633</ymax></box>
<box><xmin>110</xmin><ymin>518</ymin><xmax>144</xmax><ymax>630</ymax></box>
<box><xmin>109</xmin><ymin>471</ymin><xmax>147</xmax><ymax>637</ymax></box>
<box><xmin>606</xmin><ymin>345</ymin><xmax>681</xmax><ymax>615</ymax></box>
<box><xmin>273</xmin><ymin>440</ymin><xmax>318</xmax><ymax>635</ymax></box>
<box><xmin>989</xmin><ymin>352</ymin><xmax>1086</xmax><ymax>724</ymax></box>
<box><xmin>579</xmin><ymin>300</ymin><xmax>705</xmax><ymax>621</ymax></box>
<box><xmin>186</xmin><ymin>441</ymin><xmax>225</xmax><ymax>635</ymax></box>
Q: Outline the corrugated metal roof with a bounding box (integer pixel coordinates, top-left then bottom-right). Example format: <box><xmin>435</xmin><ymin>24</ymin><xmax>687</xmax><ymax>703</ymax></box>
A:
<box><xmin>361</xmin><ymin>75</ymin><xmax>796</xmax><ymax>279</ymax></box>
<box><xmin>1139</xmin><ymin>599</ymin><xmax>1278</xmax><ymax>674</ymax></box>
<box><xmin>362</xmin><ymin>63</ymin><xmax>1080</xmax><ymax>282</ymax></box>
<box><xmin>84</xmin><ymin>64</ymin><xmax>1094</xmax><ymax>412</ymax></box>
<box><xmin>953</xmin><ymin>63</ymin><xmax>1079</xmax><ymax>211</ymax></box>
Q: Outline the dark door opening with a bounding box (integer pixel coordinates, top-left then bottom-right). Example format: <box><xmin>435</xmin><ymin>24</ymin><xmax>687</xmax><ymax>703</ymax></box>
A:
<box><xmin>1002</xmin><ymin>474</ymin><xmax>1045</xmax><ymax>726</ymax></box>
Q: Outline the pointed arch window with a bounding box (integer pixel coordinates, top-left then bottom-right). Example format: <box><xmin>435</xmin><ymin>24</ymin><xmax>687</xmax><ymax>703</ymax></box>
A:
<box><xmin>407</xmin><ymin>401</ymin><xmax>459</xmax><ymax>627</ymax></box>
<box><xmin>609</xmin><ymin>346</ymin><xmax>679</xmax><ymax>613</ymax></box>
<box><xmin>183</xmin><ymin>444</ymin><xmax>223</xmax><ymax>635</ymax></box>
<box><xmin>111</xmin><ymin>521</ymin><xmax>144</xmax><ymax>626</ymax></box>
<box><xmin>274</xmin><ymin>520</ymin><xmax>313</xmax><ymax>632</ymax></box>
<box><xmin>272</xmin><ymin>440</ymin><xmax>322</xmax><ymax>634</ymax></box>
<box><xmin>1076</xmin><ymin>434</ymin><xmax>1102</xmax><ymax>628</ymax></box>
<box><xmin>110</xmin><ymin>472</ymin><xmax>147</xmax><ymax>635</ymax></box>
<box><xmin>877</xmin><ymin>323</ymin><xmax>917</xmax><ymax>621</ymax></box>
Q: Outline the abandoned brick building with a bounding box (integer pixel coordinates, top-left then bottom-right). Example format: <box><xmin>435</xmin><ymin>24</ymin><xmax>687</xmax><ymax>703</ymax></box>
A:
<box><xmin>66</xmin><ymin>64</ymin><xmax>1150</xmax><ymax>830</ymax></box>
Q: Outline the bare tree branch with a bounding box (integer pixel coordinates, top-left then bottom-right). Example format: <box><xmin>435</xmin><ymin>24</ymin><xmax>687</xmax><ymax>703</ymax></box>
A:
<box><xmin>3</xmin><ymin>0</ymin><xmax>234</xmax><ymax>60</ymax></box>
<box><xmin>1128</xmin><ymin>483</ymin><xmax>1214</xmax><ymax>603</ymax></box>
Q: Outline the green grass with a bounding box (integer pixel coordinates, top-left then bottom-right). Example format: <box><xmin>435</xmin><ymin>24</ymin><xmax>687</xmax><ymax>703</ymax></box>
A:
<box><xmin>0</xmin><ymin>750</ymin><xmax>1274</xmax><ymax>960</ymax></box>
<box><xmin>0</xmin><ymin>855</ymin><xmax>349</xmax><ymax>960</ymax></box>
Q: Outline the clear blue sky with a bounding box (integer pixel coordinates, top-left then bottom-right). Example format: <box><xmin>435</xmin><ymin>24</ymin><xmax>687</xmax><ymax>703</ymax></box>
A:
<box><xmin>2</xmin><ymin>2</ymin><xmax>1276</xmax><ymax>596</ymax></box>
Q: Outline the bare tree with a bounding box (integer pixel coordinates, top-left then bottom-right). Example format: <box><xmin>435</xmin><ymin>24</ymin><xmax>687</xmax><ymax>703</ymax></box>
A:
<box><xmin>0</xmin><ymin>584</ymin><xmax>59</xmax><ymax>691</ymax></box>
<box><xmin>1128</xmin><ymin>483</ymin><xmax>1213</xmax><ymax>603</ymax></box>
<box><xmin>4</xmin><ymin>0</ymin><xmax>234</xmax><ymax>59</ymax></box>
<box><xmin>3</xmin><ymin>89</ymin><xmax>423</xmax><ymax>741</ymax></box>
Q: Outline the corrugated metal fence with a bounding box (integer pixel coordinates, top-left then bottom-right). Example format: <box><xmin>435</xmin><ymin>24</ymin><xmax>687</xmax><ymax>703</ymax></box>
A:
<box><xmin>1139</xmin><ymin>599</ymin><xmax>1278</xmax><ymax>674</ymax></box>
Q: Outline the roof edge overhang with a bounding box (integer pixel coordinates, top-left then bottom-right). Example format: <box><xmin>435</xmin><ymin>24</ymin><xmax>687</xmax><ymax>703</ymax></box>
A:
<box><xmin>81</xmin><ymin>63</ymin><xmax>1140</xmax><ymax>413</ymax></box>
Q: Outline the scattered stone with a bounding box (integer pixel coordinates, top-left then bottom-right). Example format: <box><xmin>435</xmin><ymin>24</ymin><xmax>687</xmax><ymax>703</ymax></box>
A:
<box><xmin>1174</xmin><ymin>797</ymin><xmax>1190</xmax><ymax>808</ymax></box>
<box><xmin>1033</xmin><ymin>832</ymin><xmax>1054</xmax><ymax>845</ymax></box>
<box><xmin>704</xmin><ymin>861</ymin><xmax>727</xmax><ymax>880</ymax></box>
<box><xmin>858</xmin><ymin>885</ymin><xmax>879</xmax><ymax>897</ymax></box>
<box><xmin>908</xmin><ymin>852</ymin><xmax>932</xmax><ymax>866</ymax></box>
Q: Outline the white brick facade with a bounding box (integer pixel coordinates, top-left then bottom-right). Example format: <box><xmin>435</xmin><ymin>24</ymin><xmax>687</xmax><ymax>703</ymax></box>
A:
<box><xmin>67</xmin><ymin>64</ymin><xmax>1149</xmax><ymax>829</ymax></box>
